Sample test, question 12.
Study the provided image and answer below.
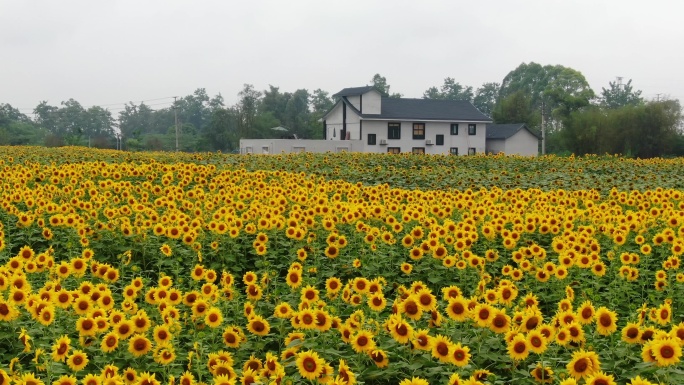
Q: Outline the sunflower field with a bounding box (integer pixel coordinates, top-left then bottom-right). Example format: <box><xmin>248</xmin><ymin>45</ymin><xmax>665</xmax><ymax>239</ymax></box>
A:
<box><xmin>0</xmin><ymin>147</ymin><xmax>683</xmax><ymax>385</ymax></box>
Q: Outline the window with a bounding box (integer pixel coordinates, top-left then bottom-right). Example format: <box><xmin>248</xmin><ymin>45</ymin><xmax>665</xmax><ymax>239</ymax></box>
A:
<box><xmin>450</xmin><ymin>147</ymin><xmax>458</xmax><ymax>155</ymax></box>
<box><xmin>412</xmin><ymin>147</ymin><xmax>425</xmax><ymax>154</ymax></box>
<box><xmin>436</xmin><ymin>135</ymin><xmax>444</xmax><ymax>146</ymax></box>
<box><xmin>388</xmin><ymin>122</ymin><xmax>401</xmax><ymax>139</ymax></box>
<box><xmin>387</xmin><ymin>147</ymin><xmax>401</xmax><ymax>154</ymax></box>
<box><xmin>468</xmin><ymin>124</ymin><xmax>477</xmax><ymax>135</ymax></box>
<box><xmin>468</xmin><ymin>147</ymin><xmax>476</xmax><ymax>155</ymax></box>
<box><xmin>293</xmin><ymin>146</ymin><xmax>306</xmax><ymax>153</ymax></box>
<box><xmin>413</xmin><ymin>123</ymin><xmax>425</xmax><ymax>139</ymax></box>
<box><xmin>368</xmin><ymin>134</ymin><xmax>376</xmax><ymax>145</ymax></box>
<box><xmin>336</xmin><ymin>147</ymin><xmax>349</xmax><ymax>153</ymax></box>
<box><xmin>262</xmin><ymin>146</ymin><xmax>270</xmax><ymax>154</ymax></box>
<box><xmin>450</xmin><ymin>124</ymin><xmax>459</xmax><ymax>135</ymax></box>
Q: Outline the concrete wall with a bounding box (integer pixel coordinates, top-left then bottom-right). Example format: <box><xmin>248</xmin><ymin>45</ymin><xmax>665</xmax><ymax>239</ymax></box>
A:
<box><xmin>240</xmin><ymin>139</ymin><xmax>365</xmax><ymax>154</ymax></box>
<box><xmin>324</xmin><ymin>102</ymin><xmax>361</xmax><ymax>140</ymax></box>
<box><xmin>361</xmin><ymin>120</ymin><xmax>486</xmax><ymax>155</ymax></box>
<box><xmin>503</xmin><ymin>129</ymin><xmax>539</xmax><ymax>156</ymax></box>
<box><xmin>362</xmin><ymin>91</ymin><xmax>382</xmax><ymax>114</ymax></box>
<box><xmin>486</xmin><ymin>139</ymin><xmax>506</xmax><ymax>155</ymax></box>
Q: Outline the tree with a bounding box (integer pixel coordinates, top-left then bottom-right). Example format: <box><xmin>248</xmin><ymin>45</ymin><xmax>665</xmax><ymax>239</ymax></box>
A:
<box><xmin>236</xmin><ymin>84</ymin><xmax>262</xmax><ymax>138</ymax></box>
<box><xmin>283</xmin><ymin>89</ymin><xmax>310</xmax><ymax>138</ymax></box>
<box><xmin>371</xmin><ymin>74</ymin><xmax>402</xmax><ymax>98</ymax></box>
<box><xmin>599</xmin><ymin>79</ymin><xmax>643</xmax><ymax>109</ymax></box>
<box><xmin>497</xmin><ymin>62</ymin><xmax>594</xmax><ymax>129</ymax></box>
<box><xmin>310</xmin><ymin>89</ymin><xmax>334</xmax><ymax>115</ymax></box>
<box><xmin>473</xmin><ymin>82</ymin><xmax>500</xmax><ymax>116</ymax></box>
<box><xmin>206</xmin><ymin>107</ymin><xmax>239</xmax><ymax>151</ymax></box>
<box><xmin>492</xmin><ymin>91</ymin><xmax>538</xmax><ymax>126</ymax></box>
<box><xmin>422</xmin><ymin>78</ymin><xmax>473</xmax><ymax>101</ymax></box>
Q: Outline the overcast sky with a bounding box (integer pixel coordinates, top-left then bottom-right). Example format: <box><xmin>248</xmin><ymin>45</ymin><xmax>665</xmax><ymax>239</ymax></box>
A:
<box><xmin>2</xmin><ymin>0</ymin><xmax>683</xmax><ymax>115</ymax></box>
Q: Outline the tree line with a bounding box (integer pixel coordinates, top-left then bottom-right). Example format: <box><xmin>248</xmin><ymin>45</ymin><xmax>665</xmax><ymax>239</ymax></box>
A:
<box><xmin>1</xmin><ymin>63</ymin><xmax>683</xmax><ymax>157</ymax></box>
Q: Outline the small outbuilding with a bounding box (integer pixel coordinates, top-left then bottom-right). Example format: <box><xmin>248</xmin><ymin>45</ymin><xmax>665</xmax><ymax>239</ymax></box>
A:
<box><xmin>485</xmin><ymin>123</ymin><xmax>541</xmax><ymax>156</ymax></box>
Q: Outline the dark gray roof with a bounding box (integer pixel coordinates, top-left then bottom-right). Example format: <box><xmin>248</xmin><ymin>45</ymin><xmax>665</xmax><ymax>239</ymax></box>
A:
<box><xmin>364</xmin><ymin>98</ymin><xmax>491</xmax><ymax>121</ymax></box>
<box><xmin>333</xmin><ymin>86</ymin><xmax>376</xmax><ymax>97</ymax></box>
<box><xmin>486</xmin><ymin>123</ymin><xmax>542</xmax><ymax>139</ymax></box>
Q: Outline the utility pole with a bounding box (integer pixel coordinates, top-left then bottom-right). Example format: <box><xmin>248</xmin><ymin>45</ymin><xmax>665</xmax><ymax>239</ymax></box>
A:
<box><xmin>656</xmin><ymin>93</ymin><xmax>661</xmax><ymax>102</ymax></box>
<box><xmin>541</xmin><ymin>100</ymin><xmax>546</xmax><ymax>155</ymax></box>
<box><xmin>173</xmin><ymin>96</ymin><xmax>179</xmax><ymax>152</ymax></box>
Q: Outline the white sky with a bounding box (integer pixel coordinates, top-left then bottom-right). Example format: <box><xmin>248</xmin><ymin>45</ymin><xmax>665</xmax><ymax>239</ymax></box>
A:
<box><xmin>2</xmin><ymin>0</ymin><xmax>683</xmax><ymax>115</ymax></box>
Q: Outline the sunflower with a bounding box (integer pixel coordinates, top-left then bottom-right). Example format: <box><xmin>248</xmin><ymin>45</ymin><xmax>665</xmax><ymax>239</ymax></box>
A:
<box><xmin>627</xmin><ymin>376</ymin><xmax>657</xmax><ymax>385</ymax></box>
<box><xmin>400</xmin><ymin>262</ymin><xmax>413</xmax><ymax>274</ymax></box>
<box><xmin>222</xmin><ymin>326</ymin><xmax>244</xmax><ymax>348</ymax></box>
<box><xmin>595</xmin><ymin>307</ymin><xmax>618</xmax><ymax>335</ymax></box>
<box><xmin>285</xmin><ymin>269</ymin><xmax>303</xmax><ymax>289</ymax></box>
<box><xmin>367</xmin><ymin>294</ymin><xmax>387</xmax><ymax>312</ymax></box>
<box><xmin>325</xmin><ymin>277</ymin><xmax>342</xmax><ymax>297</ymax></box>
<box><xmin>38</xmin><ymin>305</ymin><xmax>55</xmax><ymax>326</ymax></box>
<box><xmin>415</xmin><ymin>288</ymin><xmax>437</xmax><ymax>311</ymax></box>
<box><xmin>445</xmin><ymin>297</ymin><xmax>469</xmax><ymax>322</ymax></box>
<box><xmin>51</xmin><ymin>335</ymin><xmax>71</xmax><ymax>362</ymax></box>
<box><xmin>576</xmin><ymin>301</ymin><xmax>595</xmax><ymax>324</ymax></box>
<box><xmin>489</xmin><ymin>309</ymin><xmax>511</xmax><ymax>334</ymax></box>
<box><xmin>153</xmin><ymin>343</ymin><xmax>176</xmax><ymax>365</ymax></box>
<box><xmin>450</xmin><ymin>343</ymin><xmax>470</xmax><ymax>367</ymax></box>
<box><xmin>507</xmin><ymin>334</ymin><xmax>530</xmax><ymax>361</ymax></box>
<box><xmin>527</xmin><ymin>330</ymin><xmax>548</xmax><ymax>354</ymax></box>
<box><xmin>650</xmin><ymin>337</ymin><xmax>682</xmax><ymax>366</ymax></box>
<box><xmin>566</xmin><ymin>350</ymin><xmax>599</xmax><ymax>379</ymax></box>
<box><xmin>274</xmin><ymin>302</ymin><xmax>294</xmax><ymax>319</ymax></box>
<box><xmin>82</xmin><ymin>374</ymin><xmax>102</xmax><ymax>385</ymax></box>
<box><xmin>400</xmin><ymin>295</ymin><xmax>423</xmax><ymax>321</ymax></box>
<box><xmin>387</xmin><ymin>316</ymin><xmax>413</xmax><ymax>344</ymax></box>
<box><xmin>114</xmin><ymin>320</ymin><xmax>135</xmax><ymax>340</ymax></box>
<box><xmin>76</xmin><ymin>316</ymin><xmax>98</xmax><ymax>337</ymax></box>
<box><xmin>100</xmin><ymin>332</ymin><xmax>119</xmax><ymax>353</ymax></box>
<box><xmin>66</xmin><ymin>349</ymin><xmax>89</xmax><ymax>372</ymax></box>
<box><xmin>350</xmin><ymin>330</ymin><xmax>376</xmax><ymax>353</ymax></box>
<box><xmin>369</xmin><ymin>349</ymin><xmax>389</xmax><ymax>368</ymax></box>
<box><xmin>621</xmin><ymin>322</ymin><xmax>642</xmax><ymax>344</ymax></box>
<box><xmin>398</xmin><ymin>377</ymin><xmax>429</xmax><ymax>385</ymax></box>
<box><xmin>247</xmin><ymin>315</ymin><xmax>270</xmax><ymax>336</ymax></box>
<box><xmin>128</xmin><ymin>334</ymin><xmax>152</xmax><ymax>357</ymax></box>
<box><xmin>17</xmin><ymin>373</ymin><xmax>45</xmax><ymax>385</ymax></box>
<box><xmin>337</xmin><ymin>359</ymin><xmax>356</xmax><ymax>385</ymax></box>
<box><xmin>205</xmin><ymin>307</ymin><xmax>224</xmax><ymax>328</ymax></box>
<box><xmin>530</xmin><ymin>363</ymin><xmax>554</xmax><ymax>384</ymax></box>
<box><xmin>295</xmin><ymin>350</ymin><xmax>325</xmax><ymax>380</ymax></box>
<box><xmin>473</xmin><ymin>303</ymin><xmax>495</xmax><ymax>328</ymax></box>
<box><xmin>430</xmin><ymin>334</ymin><xmax>453</xmax><ymax>364</ymax></box>
<box><xmin>585</xmin><ymin>371</ymin><xmax>616</xmax><ymax>385</ymax></box>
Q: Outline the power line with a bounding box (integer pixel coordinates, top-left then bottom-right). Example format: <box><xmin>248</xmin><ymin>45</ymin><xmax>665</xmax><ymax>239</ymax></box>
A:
<box><xmin>13</xmin><ymin>96</ymin><xmax>177</xmax><ymax>112</ymax></box>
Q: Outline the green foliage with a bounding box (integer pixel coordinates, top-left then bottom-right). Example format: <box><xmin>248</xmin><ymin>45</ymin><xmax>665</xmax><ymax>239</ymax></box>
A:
<box><xmin>600</xmin><ymin>79</ymin><xmax>643</xmax><ymax>109</ymax></box>
<box><xmin>423</xmin><ymin>78</ymin><xmax>474</xmax><ymax>101</ymax></box>
<box><xmin>562</xmin><ymin>100</ymin><xmax>682</xmax><ymax>157</ymax></box>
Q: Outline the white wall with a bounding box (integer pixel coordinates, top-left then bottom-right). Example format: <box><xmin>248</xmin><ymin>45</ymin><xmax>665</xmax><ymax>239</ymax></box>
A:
<box><xmin>361</xmin><ymin>120</ymin><xmax>486</xmax><ymax>155</ymax></box>
<box><xmin>240</xmin><ymin>139</ymin><xmax>365</xmax><ymax>154</ymax></box>
<box><xmin>324</xmin><ymin>102</ymin><xmax>361</xmax><ymax>140</ymax></box>
<box><xmin>361</xmin><ymin>91</ymin><xmax>382</xmax><ymax>114</ymax></box>
<box><xmin>503</xmin><ymin>129</ymin><xmax>539</xmax><ymax>156</ymax></box>
<box><xmin>486</xmin><ymin>139</ymin><xmax>505</xmax><ymax>154</ymax></box>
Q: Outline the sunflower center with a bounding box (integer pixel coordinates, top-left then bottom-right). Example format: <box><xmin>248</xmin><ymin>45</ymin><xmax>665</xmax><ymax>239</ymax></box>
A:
<box><xmin>303</xmin><ymin>357</ymin><xmax>317</xmax><ymax>372</ymax></box>
<box><xmin>660</xmin><ymin>345</ymin><xmax>675</xmax><ymax>359</ymax></box>
<box><xmin>626</xmin><ymin>327</ymin><xmax>639</xmax><ymax>338</ymax></box>
<box><xmin>574</xmin><ymin>358</ymin><xmax>589</xmax><ymax>372</ymax></box>
<box><xmin>599</xmin><ymin>314</ymin><xmax>612</xmax><ymax>327</ymax></box>
<box><xmin>436</xmin><ymin>342</ymin><xmax>449</xmax><ymax>356</ymax></box>
<box><xmin>512</xmin><ymin>341</ymin><xmax>525</xmax><ymax>353</ymax></box>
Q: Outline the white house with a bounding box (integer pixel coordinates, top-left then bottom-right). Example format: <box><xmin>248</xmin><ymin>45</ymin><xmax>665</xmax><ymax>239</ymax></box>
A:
<box><xmin>321</xmin><ymin>86</ymin><xmax>492</xmax><ymax>155</ymax></box>
<box><xmin>485</xmin><ymin>123</ymin><xmax>541</xmax><ymax>156</ymax></box>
